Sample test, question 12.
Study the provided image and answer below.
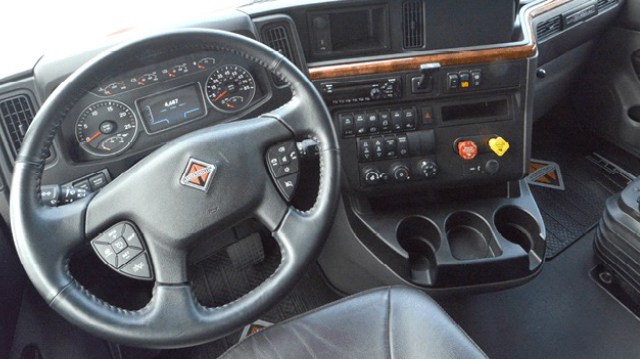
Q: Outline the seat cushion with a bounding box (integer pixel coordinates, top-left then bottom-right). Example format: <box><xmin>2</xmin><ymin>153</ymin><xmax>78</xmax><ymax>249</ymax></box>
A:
<box><xmin>220</xmin><ymin>286</ymin><xmax>487</xmax><ymax>359</ymax></box>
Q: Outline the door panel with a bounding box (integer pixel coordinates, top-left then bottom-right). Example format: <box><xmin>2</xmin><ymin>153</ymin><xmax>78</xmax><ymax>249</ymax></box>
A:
<box><xmin>573</xmin><ymin>3</ymin><xmax>640</xmax><ymax>157</ymax></box>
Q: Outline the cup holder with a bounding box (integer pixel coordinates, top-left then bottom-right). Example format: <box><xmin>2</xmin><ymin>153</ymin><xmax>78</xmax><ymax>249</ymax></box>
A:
<box><xmin>397</xmin><ymin>216</ymin><xmax>442</xmax><ymax>285</ymax></box>
<box><xmin>629</xmin><ymin>106</ymin><xmax>640</xmax><ymax>124</ymax></box>
<box><xmin>494</xmin><ymin>206</ymin><xmax>545</xmax><ymax>268</ymax></box>
<box><xmin>445</xmin><ymin>212</ymin><xmax>502</xmax><ymax>260</ymax></box>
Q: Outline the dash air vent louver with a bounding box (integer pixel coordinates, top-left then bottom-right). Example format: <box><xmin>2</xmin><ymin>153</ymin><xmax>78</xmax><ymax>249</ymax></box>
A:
<box><xmin>262</xmin><ymin>25</ymin><xmax>295</xmax><ymax>85</ymax></box>
<box><xmin>536</xmin><ymin>16</ymin><xmax>562</xmax><ymax>41</ymax></box>
<box><xmin>596</xmin><ymin>0</ymin><xmax>617</xmax><ymax>11</ymax></box>
<box><xmin>0</xmin><ymin>94</ymin><xmax>35</xmax><ymax>158</ymax></box>
<box><xmin>403</xmin><ymin>1</ymin><xmax>424</xmax><ymax>49</ymax></box>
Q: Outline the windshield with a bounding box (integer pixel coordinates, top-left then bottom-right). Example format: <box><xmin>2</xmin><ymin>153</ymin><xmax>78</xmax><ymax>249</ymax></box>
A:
<box><xmin>1</xmin><ymin>0</ymin><xmax>253</xmax><ymax>76</ymax></box>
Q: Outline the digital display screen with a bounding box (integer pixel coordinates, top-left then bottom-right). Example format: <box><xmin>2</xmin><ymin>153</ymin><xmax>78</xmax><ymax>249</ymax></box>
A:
<box><xmin>137</xmin><ymin>84</ymin><xmax>206</xmax><ymax>133</ymax></box>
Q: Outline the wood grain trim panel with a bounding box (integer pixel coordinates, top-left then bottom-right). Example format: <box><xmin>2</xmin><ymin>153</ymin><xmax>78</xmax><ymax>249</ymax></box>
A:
<box><xmin>308</xmin><ymin>0</ymin><xmax>572</xmax><ymax>80</ymax></box>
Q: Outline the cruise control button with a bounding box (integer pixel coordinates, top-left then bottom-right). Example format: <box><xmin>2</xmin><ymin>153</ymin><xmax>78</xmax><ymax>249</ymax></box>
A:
<box><xmin>276</xmin><ymin>173</ymin><xmax>299</xmax><ymax>201</ymax></box>
<box><xmin>92</xmin><ymin>242</ymin><xmax>117</xmax><ymax>267</ymax></box>
<box><xmin>111</xmin><ymin>237</ymin><xmax>128</xmax><ymax>254</ymax></box>
<box><xmin>120</xmin><ymin>253</ymin><xmax>152</xmax><ymax>280</ymax></box>
<box><xmin>105</xmin><ymin>223</ymin><xmax>125</xmax><ymax>243</ymax></box>
<box><xmin>122</xmin><ymin>224</ymin><xmax>143</xmax><ymax>249</ymax></box>
<box><xmin>117</xmin><ymin>247</ymin><xmax>143</xmax><ymax>268</ymax></box>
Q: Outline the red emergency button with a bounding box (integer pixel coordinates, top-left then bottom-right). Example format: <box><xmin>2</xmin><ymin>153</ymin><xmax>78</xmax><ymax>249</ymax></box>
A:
<box><xmin>458</xmin><ymin>140</ymin><xmax>478</xmax><ymax>160</ymax></box>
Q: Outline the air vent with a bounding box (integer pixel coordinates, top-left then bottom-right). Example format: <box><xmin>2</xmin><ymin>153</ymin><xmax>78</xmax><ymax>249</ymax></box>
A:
<box><xmin>403</xmin><ymin>1</ymin><xmax>424</xmax><ymax>49</ymax></box>
<box><xmin>597</xmin><ymin>0</ymin><xmax>617</xmax><ymax>11</ymax></box>
<box><xmin>536</xmin><ymin>16</ymin><xmax>562</xmax><ymax>41</ymax></box>
<box><xmin>0</xmin><ymin>94</ymin><xmax>35</xmax><ymax>158</ymax></box>
<box><xmin>263</xmin><ymin>26</ymin><xmax>295</xmax><ymax>64</ymax></box>
<box><xmin>262</xmin><ymin>25</ymin><xmax>295</xmax><ymax>85</ymax></box>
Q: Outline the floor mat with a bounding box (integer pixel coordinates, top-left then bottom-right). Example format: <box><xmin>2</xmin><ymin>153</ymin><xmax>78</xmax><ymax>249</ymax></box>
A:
<box><xmin>531</xmin><ymin>113</ymin><xmax>638</xmax><ymax>259</ymax></box>
<box><xmin>437</xmin><ymin>230</ymin><xmax>640</xmax><ymax>359</ymax></box>
<box><xmin>159</xmin><ymin>236</ymin><xmax>342</xmax><ymax>359</ymax></box>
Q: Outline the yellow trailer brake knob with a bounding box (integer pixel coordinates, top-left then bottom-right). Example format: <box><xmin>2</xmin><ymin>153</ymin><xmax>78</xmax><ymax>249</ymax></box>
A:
<box><xmin>489</xmin><ymin>137</ymin><xmax>510</xmax><ymax>157</ymax></box>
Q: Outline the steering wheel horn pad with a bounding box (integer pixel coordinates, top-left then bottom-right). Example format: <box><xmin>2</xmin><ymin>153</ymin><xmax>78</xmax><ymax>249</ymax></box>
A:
<box><xmin>10</xmin><ymin>29</ymin><xmax>340</xmax><ymax>348</ymax></box>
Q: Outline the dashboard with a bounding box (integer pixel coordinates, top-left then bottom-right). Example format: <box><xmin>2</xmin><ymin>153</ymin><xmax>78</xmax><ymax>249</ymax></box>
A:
<box><xmin>0</xmin><ymin>0</ymin><xmax>623</xmax><ymax>212</ymax></box>
<box><xmin>61</xmin><ymin>52</ymin><xmax>273</xmax><ymax>162</ymax></box>
<box><xmin>0</xmin><ymin>0</ymin><xmax>626</xmax><ymax>292</ymax></box>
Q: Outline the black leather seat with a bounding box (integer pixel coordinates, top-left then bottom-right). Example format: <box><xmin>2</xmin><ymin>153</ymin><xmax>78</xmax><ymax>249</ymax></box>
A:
<box><xmin>220</xmin><ymin>286</ymin><xmax>487</xmax><ymax>359</ymax></box>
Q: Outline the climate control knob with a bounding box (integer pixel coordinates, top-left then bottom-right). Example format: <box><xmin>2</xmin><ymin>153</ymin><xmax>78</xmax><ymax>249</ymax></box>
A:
<box><xmin>390</xmin><ymin>163</ymin><xmax>411</xmax><ymax>182</ymax></box>
<box><xmin>418</xmin><ymin>160</ymin><xmax>438</xmax><ymax>178</ymax></box>
<box><xmin>362</xmin><ymin>166</ymin><xmax>384</xmax><ymax>185</ymax></box>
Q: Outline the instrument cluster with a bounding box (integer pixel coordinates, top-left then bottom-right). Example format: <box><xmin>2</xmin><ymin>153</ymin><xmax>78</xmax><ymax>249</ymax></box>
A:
<box><xmin>70</xmin><ymin>52</ymin><xmax>267</xmax><ymax>159</ymax></box>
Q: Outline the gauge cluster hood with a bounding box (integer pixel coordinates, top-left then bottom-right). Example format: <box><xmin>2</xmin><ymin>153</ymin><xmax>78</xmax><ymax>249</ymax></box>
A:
<box><xmin>29</xmin><ymin>9</ymin><xmax>258</xmax><ymax>105</ymax></box>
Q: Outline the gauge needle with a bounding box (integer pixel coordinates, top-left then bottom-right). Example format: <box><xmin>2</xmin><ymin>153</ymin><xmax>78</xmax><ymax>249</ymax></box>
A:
<box><xmin>214</xmin><ymin>91</ymin><xmax>228</xmax><ymax>102</ymax></box>
<box><xmin>87</xmin><ymin>131</ymin><xmax>102</xmax><ymax>143</ymax></box>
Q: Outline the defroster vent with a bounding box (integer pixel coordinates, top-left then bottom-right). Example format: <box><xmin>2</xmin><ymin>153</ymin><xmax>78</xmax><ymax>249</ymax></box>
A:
<box><xmin>403</xmin><ymin>0</ymin><xmax>424</xmax><ymax>49</ymax></box>
<box><xmin>0</xmin><ymin>94</ymin><xmax>35</xmax><ymax>158</ymax></box>
<box><xmin>596</xmin><ymin>0</ymin><xmax>617</xmax><ymax>11</ymax></box>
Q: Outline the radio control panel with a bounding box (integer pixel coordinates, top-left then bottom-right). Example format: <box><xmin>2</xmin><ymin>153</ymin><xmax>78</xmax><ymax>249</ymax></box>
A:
<box><xmin>320</xmin><ymin>77</ymin><xmax>401</xmax><ymax>105</ymax></box>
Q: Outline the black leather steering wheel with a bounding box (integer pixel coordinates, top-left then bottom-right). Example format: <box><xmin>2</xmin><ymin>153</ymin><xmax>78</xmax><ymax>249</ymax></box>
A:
<box><xmin>10</xmin><ymin>29</ymin><xmax>340</xmax><ymax>348</ymax></box>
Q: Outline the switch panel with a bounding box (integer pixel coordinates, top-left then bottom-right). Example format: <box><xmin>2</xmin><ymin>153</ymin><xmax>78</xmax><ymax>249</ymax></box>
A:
<box><xmin>339</xmin><ymin>107</ymin><xmax>417</xmax><ymax>138</ymax></box>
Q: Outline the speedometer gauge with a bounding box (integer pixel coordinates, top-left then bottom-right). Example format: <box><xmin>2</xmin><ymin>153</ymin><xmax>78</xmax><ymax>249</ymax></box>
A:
<box><xmin>205</xmin><ymin>65</ymin><xmax>256</xmax><ymax>113</ymax></box>
<box><xmin>75</xmin><ymin>100</ymin><xmax>138</xmax><ymax>157</ymax></box>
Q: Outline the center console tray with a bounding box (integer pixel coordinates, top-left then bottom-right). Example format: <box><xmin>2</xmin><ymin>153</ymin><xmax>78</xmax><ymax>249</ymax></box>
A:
<box><xmin>349</xmin><ymin>180</ymin><xmax>546</xmax><ymax>288</ymax></box>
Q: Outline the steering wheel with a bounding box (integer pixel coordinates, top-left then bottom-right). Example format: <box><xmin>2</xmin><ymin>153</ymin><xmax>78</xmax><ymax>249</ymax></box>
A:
<box><xmin>10</xmin><ymin>29</ymin><xmax>340</xmax><ymax>349</ymax></box>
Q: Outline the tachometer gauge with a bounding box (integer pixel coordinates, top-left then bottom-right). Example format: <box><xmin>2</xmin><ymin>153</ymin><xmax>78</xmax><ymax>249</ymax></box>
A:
<box><xmin>206</xmin><ymin>65</ymin><xmax>256</xmax><ymax>113</ymax></box>
<box><xmin>75</xmin><ymin>100</ymin><xmax>138</xmax><ymax>157</ymax></box>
